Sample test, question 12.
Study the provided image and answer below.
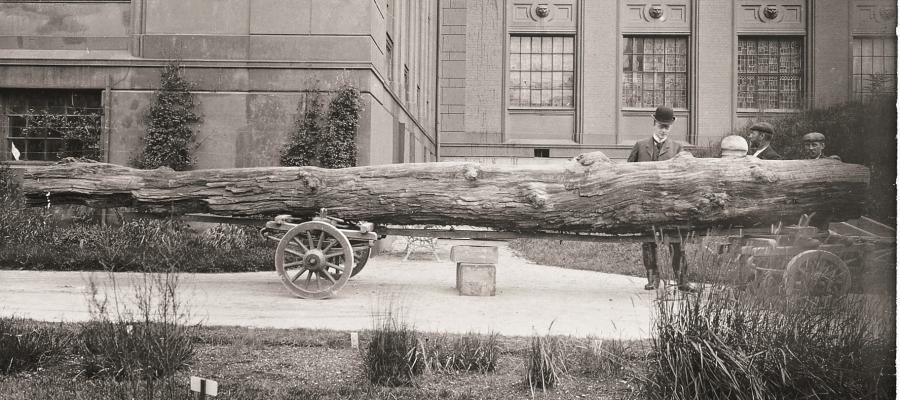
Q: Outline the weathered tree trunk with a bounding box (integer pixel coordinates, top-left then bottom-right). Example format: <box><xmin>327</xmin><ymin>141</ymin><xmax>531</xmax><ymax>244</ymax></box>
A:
<box><xmin>20</xmin><ymin>152</ymin><xmax>870</xmax><ymax>234</ymax></box>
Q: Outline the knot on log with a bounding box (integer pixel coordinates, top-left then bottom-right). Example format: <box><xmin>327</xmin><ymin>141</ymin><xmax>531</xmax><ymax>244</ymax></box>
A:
<box><xmin>298</xmin><ymin>171</ymin><xmax>322</xmax><ymax>193</ymax></box>
<box><xmin>463</xmin><ymin>165</ymin><xmax>480</xmax><ymax>181</ymax></box>
<box><xmin>750</xmin><ymin>166</ymin><xmax>779</xmax><ymax>183</ymax></box>
<box><xmin>573</xmin><ymin>151</ymin><xmax>611</xmax><ymax>167</ymax></box>
<box><xmin>521</xmin><ymin>183</ymin><xmax>548</xmax><ymax>209</ymax></box>
<box><xmin>703</xmin><ymin>192</ymin><xmax>729</xmax><ymax>208</ymax></box>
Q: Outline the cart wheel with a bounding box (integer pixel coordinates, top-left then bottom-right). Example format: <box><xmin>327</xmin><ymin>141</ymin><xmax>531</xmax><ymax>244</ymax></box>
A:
<box><xmin>332</xmin><ymin>246</ymin><xmax>371</xmax><ymax>280</ymax></box>
<box><xmin>275</xmin><ymin>221</ymin><xmax>354</xmax><ymax>299</ymax></box>
<box><xmin>351</xmin><ymin>247</ymin><xmax>371</xmax><ymax>277</ymax></box>
<box><xmin>783</xmin><ymin>250</ymin><xmax>851</xmax><ymax>297</ymax></box>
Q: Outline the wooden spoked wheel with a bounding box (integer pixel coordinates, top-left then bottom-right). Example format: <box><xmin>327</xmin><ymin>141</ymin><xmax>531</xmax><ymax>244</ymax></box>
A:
<box><xmin>350</xmin><ymin>246</ymin><xmax>371</xmax><ymax>278</ymax></box>
<box><xmin>275</xmin><ymin>221</ymin><xmax>354</xmax><ymax>299</ymax></box>
<box><xmin>331</xmin><ymin>245</ymin><xmax>372</xmax><ymax>280</ymax></box>
<box><xmin>783</xmin><ymin>250</ymin><xmax>851</xmax><ymax>297</ymax></box>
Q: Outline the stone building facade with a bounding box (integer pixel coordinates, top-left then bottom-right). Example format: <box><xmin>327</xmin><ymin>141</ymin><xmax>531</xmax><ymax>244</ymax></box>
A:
<box><xmin>0</xmin><ymin>0</ymin><xmax>438</xmax><ymax>167</ymax></box>
<box><xmin>438</xmin><ymin>0</ymin><xmax>897</xmax><ymax>163</ymax></box>
<box><xmin>0</xmin><ymin>0</ymin><xmax>896</xmax><ymax>167</ymax></box>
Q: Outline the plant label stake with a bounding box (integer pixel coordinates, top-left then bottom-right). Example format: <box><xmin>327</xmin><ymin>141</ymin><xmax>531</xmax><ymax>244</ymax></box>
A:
<box><xmin>350</xmin><ymin>332</ymin><xmax>359</xmax><ymax>349</ymax></box>
<box><xmin>190</xmin><ymin>376</ymin><xmax>218</xmax><ymax>398</ymax></box>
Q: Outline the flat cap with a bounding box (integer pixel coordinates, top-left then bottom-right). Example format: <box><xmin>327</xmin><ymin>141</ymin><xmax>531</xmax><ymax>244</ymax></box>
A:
<box><xmin>802</xmin><ymin>132</ymin><xmax>826</xmax><ymax>142</ymax></box>
<box><xmin>749</xmin><ymin>121</ymin><xmax>775</xmax><ymax>135</ymax></box>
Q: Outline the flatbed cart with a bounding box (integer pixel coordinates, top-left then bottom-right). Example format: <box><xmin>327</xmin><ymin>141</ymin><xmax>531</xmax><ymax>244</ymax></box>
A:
<box><xmin>255</xmin><ymin>209</ymin><xmax>652</xmax><ymax>299</ymax></box>
<box><xmin>179</xmin><ymin>211</ymin><xmax>893</xmax><ymax>300</ymax></box>
<box><xmin>726</xmin><ymin>217</ymin><xmax>895</xmax><ymax>297</ymax></box>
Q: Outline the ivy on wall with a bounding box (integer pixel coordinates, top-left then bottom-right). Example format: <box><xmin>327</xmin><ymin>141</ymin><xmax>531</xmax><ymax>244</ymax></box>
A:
<box><xmin>21</xmin><ymin>109</ymin><xmax>102</xmax><ymax>160</ymax></box>
<box><xmin>133</xmin><ymin>60</ymin><xmax>201</xmax><ymax>171</ymax></box>
<box><xmin>281</xmin><ymin>82</ymin><xmax>362</xmax><ymax>169</ymax></box>
<box><xmin>320</xmin><ymin>83</ymin><xmax>362</xmax><ymax>169</ymax></box>
<box><xmin>281</xmin><ymin>87</ymin><xmax>325</xmax><ymax>167</ymax></box>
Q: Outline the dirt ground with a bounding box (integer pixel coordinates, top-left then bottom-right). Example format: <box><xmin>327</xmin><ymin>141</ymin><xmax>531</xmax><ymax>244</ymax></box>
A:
<box><xmin>0</xmin><ymin>238</ymin><xmax>656</xmax><ymax>339</ymax></box>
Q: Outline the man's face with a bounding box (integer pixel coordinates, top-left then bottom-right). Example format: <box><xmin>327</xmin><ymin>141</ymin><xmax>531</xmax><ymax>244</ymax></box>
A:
<box><xmin>747</xmin><ymin>130</ymin><xmax>763</xmax><ymax>145</ymax></box>
<box><xmin>803</xmin><ymin>141</ymin><xmax>825</xmax><ymax>159</ymax></box>
<box><xmin>653</xmin><ymin>121</ymin><xmax>671</xmax><ymax>140</ymax></box>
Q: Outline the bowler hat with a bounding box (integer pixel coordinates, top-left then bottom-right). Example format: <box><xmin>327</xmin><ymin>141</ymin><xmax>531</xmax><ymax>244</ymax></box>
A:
<box><xmin>802</xmin><ymin>132</ymin><xmax>826</xmax><ymax>142</ymax></box>
<box><xmin>749</xmin><ymin>122</ymin><xmax>775</xmax><ymax>135</ymax></box>
<box><xmin>653</xmin><ymin>106</ymin><xmax>676</xmax><ymax>124</ymax></box>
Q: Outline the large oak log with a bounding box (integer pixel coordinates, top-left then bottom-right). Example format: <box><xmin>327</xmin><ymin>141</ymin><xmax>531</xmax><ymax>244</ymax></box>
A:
<box><xmin>20</xmin><ymin>152</ymin><xmax>869</xmax><ymax>234</ymax></box>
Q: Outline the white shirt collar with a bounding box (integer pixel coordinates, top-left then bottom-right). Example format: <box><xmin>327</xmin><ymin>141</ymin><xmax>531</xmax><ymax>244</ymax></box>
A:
<box><xmin>753</xmin><ymin>144</ymin><xmax>769</xmax><ymax>157</ymax></box>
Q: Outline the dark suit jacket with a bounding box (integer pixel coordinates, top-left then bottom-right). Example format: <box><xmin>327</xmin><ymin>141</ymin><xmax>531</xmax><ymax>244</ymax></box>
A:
<box><xmin>750</xmin><ymin>145</ymin><xmax>781</xmax><ymax>160</ymax></box>
<box><xmin>627</xmin><ymin>138</ymin><xmax>685</xmax><ymax>162</ymax></box>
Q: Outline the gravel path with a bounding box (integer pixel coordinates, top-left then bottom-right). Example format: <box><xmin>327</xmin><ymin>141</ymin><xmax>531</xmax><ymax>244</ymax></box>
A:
<box><xmin>0</xmin><ymin>239</ymin><xmax>656</xmax><ymax>338</ymax></box>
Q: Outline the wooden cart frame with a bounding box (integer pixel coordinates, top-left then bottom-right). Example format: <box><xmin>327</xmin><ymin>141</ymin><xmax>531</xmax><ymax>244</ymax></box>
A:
<box><xmin>168</xmin><ymin>211</ymin><xmax>894</xmax><ymax>300</ymax></box>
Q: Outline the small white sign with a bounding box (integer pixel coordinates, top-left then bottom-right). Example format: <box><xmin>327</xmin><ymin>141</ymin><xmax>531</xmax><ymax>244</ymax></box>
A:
<box><xmin>190</xmin><ymin>376</ymin><xmax>218</xmax><ymax>397</ymax></box>
<box><xmin>350</xmin><ymin>332</ymin><xmax>359</xmax><ymax>349</ymax></box>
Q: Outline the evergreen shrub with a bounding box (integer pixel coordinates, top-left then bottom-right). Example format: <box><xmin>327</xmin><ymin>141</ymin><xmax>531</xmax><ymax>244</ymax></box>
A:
<box><xmin>133</xmin><ymin>60</ymin><xmax>201</xmax><ymax>171</ymax></box>
<box><xmin>280</xmin><ymin>81</ymin><xmax>362</xmax><ymax>169</ymax></box>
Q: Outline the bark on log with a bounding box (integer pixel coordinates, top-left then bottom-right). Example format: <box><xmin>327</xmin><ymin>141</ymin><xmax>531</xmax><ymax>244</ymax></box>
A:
<box><xmin>20</xmin><ymin>152</ymin><xmax>870</xmax><ymax>234</ymax></box>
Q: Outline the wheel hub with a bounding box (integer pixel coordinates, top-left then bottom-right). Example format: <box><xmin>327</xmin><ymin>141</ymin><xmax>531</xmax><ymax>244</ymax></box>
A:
<box><xmin>304</xmin><ymin>249</ymin><xmax>326</xmax><ymax>270</ymax></box>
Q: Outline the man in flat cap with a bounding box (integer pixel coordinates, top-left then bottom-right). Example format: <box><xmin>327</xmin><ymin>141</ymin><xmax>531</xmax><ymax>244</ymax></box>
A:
<box><xmin>801</xmin><ymin>132</ymin><xmax>840</xmax><ymax>160</ymax></box>
<box><xmin>627</xmin><ymin>106</ymin><xmax>694</xmax><ymax>292</ymax></box>
<box><xmin>747</xmin><ymin>122</ymin><xmax>781</xmax><ymax>160</ymax></box>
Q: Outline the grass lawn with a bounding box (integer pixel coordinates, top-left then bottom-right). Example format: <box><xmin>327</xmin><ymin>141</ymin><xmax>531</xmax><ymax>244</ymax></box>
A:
<box><xmin>0</xmin><ymin>324</ymin><xmax>644</xmax><ymax>400</ymax></box>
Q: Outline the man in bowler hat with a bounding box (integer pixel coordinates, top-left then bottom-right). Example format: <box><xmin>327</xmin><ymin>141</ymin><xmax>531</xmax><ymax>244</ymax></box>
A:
<box><xmin>627</xmin><ymin>106</ymin><xmax>695</xmax><ymax>292</ymax></box>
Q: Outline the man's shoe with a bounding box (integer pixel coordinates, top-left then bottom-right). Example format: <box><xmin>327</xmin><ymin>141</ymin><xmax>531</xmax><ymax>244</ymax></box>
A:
<box><xmin>644</xmin><ymin>281</ymin><xmax>658</xmax><ymax>290</ymax></box>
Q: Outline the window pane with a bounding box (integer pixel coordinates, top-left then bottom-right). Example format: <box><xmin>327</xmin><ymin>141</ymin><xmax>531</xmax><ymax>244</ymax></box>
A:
<box><xmin>563</xmin><ymin>72</ymin><xmax>575</xmax><ymax>89</ymax></box>
<box><xmin>509</xmin><ymin>35</ymin><xmax>575</xmax><ymax>109</ymax></box>
<box><xmin>509</xmin><ymin>87</ymin><xmax>521</xmax><ymax>106</ymax></box>
<box><xmin>621</xmin><ymin>36</ymin><xmax>688</xmax><ymax>108</ymax></box>
<box><xmin>562</xmin><ymin>90</ymin><xmax>573</xmax><ymax>107</ymax></box>
<box><xmin>737</xmin><ymin>36</ymin><xmax>804</xmax><ymax>111</ymax></box>
<box><xmin>851</xmin><ymin>37</ymin><xmax>897</xmax><ymax>99</ymax></box>
<box><xmin>562</xmin><ymin>54</ymin><xmax>573</xmax><ymax>71</ymax></box>
<box><xmin>510</xmin><ymin>53</ymin><xmax>521</xmax><ymax>70</ymax></box>
<box><xmin>542</xmin><ymin>54</ymin><xmax>552</xmax><ymax>71</ymax></box>
<box><xmin>3</xmin><ymin>89</ymin><xmax>102</xmax><ymax>160</ymax></box>
<box><xmin>531</xmin><ymin>71</ymin><xmax>541</xmax><ymax>89</ymax></box>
